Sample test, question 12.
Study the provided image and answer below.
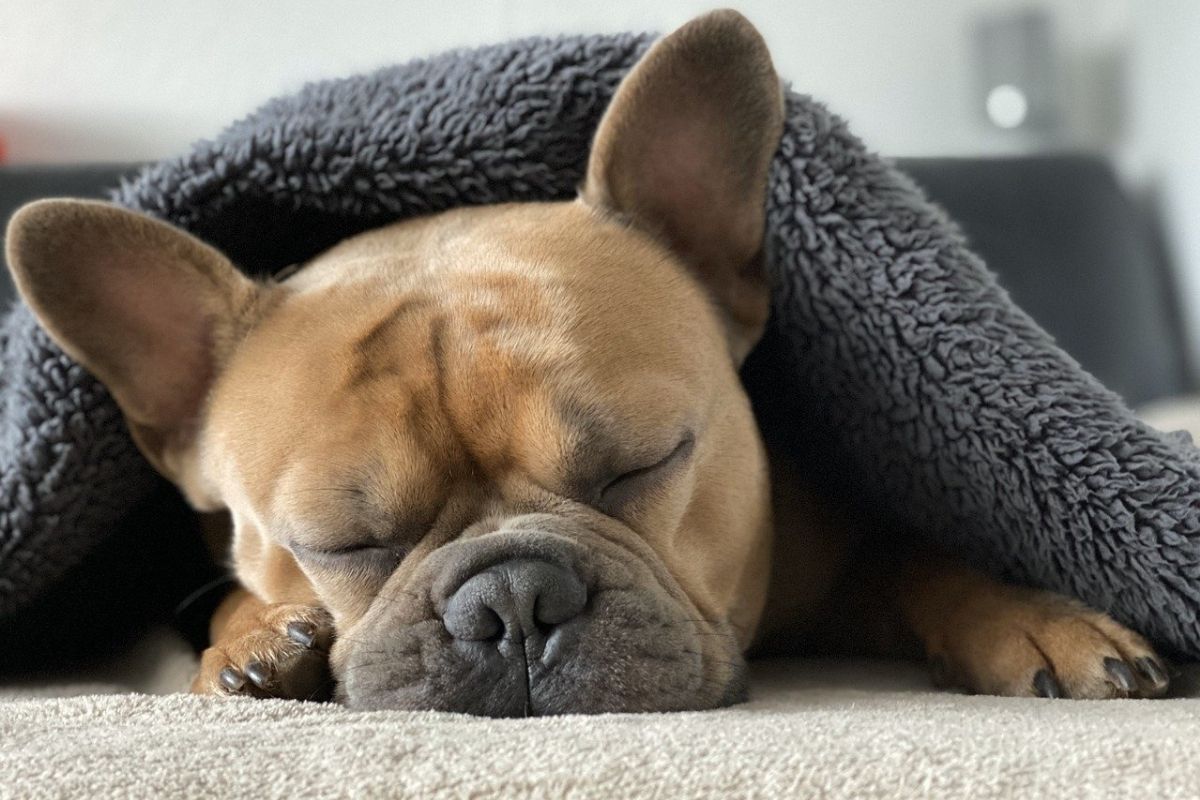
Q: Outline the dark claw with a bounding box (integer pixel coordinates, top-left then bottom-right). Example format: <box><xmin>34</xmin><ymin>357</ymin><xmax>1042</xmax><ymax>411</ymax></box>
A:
<box><xmin>1104</xmin><ymin>658</ymin><xmax>1137</xmax><ymax>692</ymax></box>
<box><xmin>287</xmin><ymin>621</ymin><xmax>317</xmax><ymax>649</ymax></box>
<box><xmin>244</xmin><ymin>660</ymin><xmax>272</xmax><ymax>689</ymax></box>
<box><xmin>1134</xmin><ymin>657</ymin><xmax>1169</xmax><ymax>691</ymax></box>
<box><xmin>1033</xmin><ymin>669</ymin><xmax>1063</xmax><ymax>698</ymax></box>
<box><xmin>218</xmin><ymin>666</ymin><xmax>246</xmax><ymax>692</ymax></box>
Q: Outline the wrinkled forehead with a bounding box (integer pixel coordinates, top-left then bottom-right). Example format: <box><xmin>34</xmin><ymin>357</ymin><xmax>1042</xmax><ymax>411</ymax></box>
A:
<box><xmin>206</xmin><ymin>202</ymin><xmax>728</xmax><ymax>509</ymax></box>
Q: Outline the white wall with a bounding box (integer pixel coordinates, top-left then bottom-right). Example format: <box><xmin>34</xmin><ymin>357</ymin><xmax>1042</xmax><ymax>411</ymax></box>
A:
<box><xmin>1</xmin><ymin>0</ymin><xmax>1196</xmax><ymax>368</ymax></box>
<box><xmin>1130</xmin><ymin>1</ymin><xmax>1200</xmax><ymax>368</ymax></box>
<box><xmin>0</xmin><ymin>0</ymin><xmax>1132</xmax><ymax>162</ymax></box>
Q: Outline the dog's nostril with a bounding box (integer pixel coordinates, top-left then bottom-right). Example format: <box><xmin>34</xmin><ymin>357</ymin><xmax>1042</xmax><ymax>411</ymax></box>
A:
<box><xmin>442</xmin><ymin>559</ymin><xmax>586</xmax><ymax>645</ymax></box>
<box><xmin>464</xmin><ymin>607</ymin><xmax>505</xmax><ymax>642</ymax></box>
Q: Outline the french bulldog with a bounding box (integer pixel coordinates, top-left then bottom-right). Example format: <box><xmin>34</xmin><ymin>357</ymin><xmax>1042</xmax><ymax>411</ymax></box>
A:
<box><xmin>4</xmin><ymin>10</ymin><xmax>1169</xmax><ymax>713</ymax></box>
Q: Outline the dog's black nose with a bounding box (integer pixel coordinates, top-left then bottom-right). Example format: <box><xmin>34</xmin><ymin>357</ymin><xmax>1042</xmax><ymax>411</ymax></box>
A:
<box><xmin>443</xmin><ymin>559</ymin><xmax>586</xmax><ymax>643</ymax></box>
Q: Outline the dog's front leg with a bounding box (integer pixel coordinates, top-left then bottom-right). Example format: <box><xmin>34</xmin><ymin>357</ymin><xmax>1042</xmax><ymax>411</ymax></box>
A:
<box><xmin>191</xmin><ymin>587</ymin><xmax>335</xmax><ymax>701</ymax></box>
<box><xmin>897</xmin><ymin>555</ymin><xmax>1170</xmax><ymax>699</ymax></box>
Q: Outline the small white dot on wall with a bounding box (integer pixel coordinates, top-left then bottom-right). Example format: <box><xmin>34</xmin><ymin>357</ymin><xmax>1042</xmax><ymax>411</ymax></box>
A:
<box><xmin>986</xmin><ymin>84</ymin><xmax>1030</xmax><ymax>129</ymax></box>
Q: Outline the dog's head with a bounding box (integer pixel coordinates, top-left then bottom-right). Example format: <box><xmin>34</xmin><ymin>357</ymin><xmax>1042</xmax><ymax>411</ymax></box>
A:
<box><xmin>5</xmin><ymin>10</ymin><xmax>784</xmax><ymax>715</ymax></box>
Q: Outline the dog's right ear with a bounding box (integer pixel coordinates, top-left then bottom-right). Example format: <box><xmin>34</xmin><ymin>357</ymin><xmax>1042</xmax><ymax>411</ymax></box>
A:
<box><xmin>582</xmin><ymin>10</ymin><xmax>784</xmax><ymax>364</ymax></box>
<box><xmin>5</xmin><ymin>199</ymin><xmax>259</xmax><ymax>493</ymax></box>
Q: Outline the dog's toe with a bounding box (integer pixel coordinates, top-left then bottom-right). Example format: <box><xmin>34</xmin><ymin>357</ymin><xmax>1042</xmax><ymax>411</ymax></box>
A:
<box><xmin>287</xmin><ymin>620</ymin><xmax>317</xmax><ymax>648</ymax></box>
<box><xmin>244</xmin><ymin>660</ymin><xmax>272</xmax><ymax>689</ymax></box>
<box><xmin>193</xmin><ymin>604</ymin><xmax>334</xmax><ymax>701</ymax></box>
<box><xmin>1134</xmin><ymin>656</ymin><xmax>1170</xmax><ymax>692</ymax></box>
<box><xmin>1031</xmin><ymin>668</ymin><xmax>1062</xmax><ymax>698</ymax></box>
<box><xmin>927</xmin><ymin>590</ymin><xmax>1170</xmax><ymax>700</ymax></box>
<box><xmin>218</xmin><ymin>666</ymin><xmax>246</xmax><ymax>692</ymax></box>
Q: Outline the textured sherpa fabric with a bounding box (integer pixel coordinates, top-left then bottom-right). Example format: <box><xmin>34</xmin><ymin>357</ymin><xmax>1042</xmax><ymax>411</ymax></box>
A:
<box><xmin>2</xmin><ymin>32</ymin><xmax>1200</xmax><ymax>658</ymax></box>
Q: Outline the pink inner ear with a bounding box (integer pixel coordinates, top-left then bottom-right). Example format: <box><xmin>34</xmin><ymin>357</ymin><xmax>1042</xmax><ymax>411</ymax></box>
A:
<box><xmin>637</xmin><ymin>117</ymin><xmax>751</xmax><ymax>272</ymax></box>
<box><xmin>92</xmin><ymin>259</ymin><xmax>215</xmax><ymax>428</ymax></box>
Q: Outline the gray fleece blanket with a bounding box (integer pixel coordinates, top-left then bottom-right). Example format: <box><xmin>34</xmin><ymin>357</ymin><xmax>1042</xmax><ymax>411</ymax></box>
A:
<box><xmin>2</xmin><ymin>32</ymin><xmax>1199</xmax><ymax>657</ymax></box>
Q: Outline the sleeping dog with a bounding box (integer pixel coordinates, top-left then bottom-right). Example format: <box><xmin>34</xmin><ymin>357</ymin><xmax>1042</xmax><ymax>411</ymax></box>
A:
<box><xmin>4</xmin><ymin>10</ymin><xmax>1169</xmax><ymax>713</ymax></box>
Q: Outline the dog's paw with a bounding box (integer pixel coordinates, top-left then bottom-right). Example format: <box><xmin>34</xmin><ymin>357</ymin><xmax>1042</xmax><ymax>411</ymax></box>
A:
<box><xmin>192</xmin><ymin>604</ymin><xmax>335</xmax><ymax>701</ymax></box>
<box><xmin>927</xmin><ymin>589</ymin><xmax>1170</xmax><ymax>699</ymax></box>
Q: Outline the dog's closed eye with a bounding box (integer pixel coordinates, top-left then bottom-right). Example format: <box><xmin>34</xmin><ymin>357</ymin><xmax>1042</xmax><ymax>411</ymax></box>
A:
<box><xmin>291</xmin><ymin>541</ymin><xmax>409</xmax><ymax>574</ymax></box>
<box><xmin>597</xmin><ymin>433</ymin><xmax>695</xmax><ymax>516</ymax></box>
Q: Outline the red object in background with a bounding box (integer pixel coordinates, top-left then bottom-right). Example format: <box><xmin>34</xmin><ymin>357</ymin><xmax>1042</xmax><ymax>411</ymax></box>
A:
<box><xmin>0</xmin><ymin>135</ymin><xmax>7</xmax><ymax>164</ymax></box>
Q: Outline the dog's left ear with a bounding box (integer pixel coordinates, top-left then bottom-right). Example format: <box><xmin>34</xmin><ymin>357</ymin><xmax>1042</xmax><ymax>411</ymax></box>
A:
<box><xmin>582</xmin><ymin>9</ymin><xmax>784</xmax><ymax>363</ymax></box>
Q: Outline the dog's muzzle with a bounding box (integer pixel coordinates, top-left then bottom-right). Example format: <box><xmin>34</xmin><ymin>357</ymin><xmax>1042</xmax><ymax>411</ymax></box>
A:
<box><xmin>334</xmin><ymin>522</ymin><xmax>747</xmax><ymax>716</ymax></box>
